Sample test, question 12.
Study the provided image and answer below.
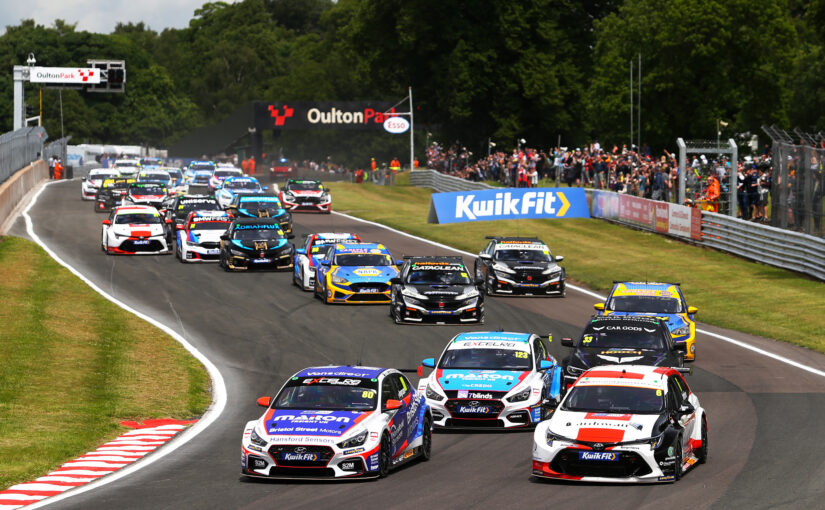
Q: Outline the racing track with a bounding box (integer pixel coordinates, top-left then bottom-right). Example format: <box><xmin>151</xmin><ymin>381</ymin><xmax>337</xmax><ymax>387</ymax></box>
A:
<box><xmin>19</xmin><ymin>179</ymin><xmax>825</xmax><ymax>510</ymax></box>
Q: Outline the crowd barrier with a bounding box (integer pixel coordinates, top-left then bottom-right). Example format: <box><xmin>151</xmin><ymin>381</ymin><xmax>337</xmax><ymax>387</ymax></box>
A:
<box><xmin>0</xmin><ymin>160</ymin><xmax>47</xmax><ymax>233</ymax></box>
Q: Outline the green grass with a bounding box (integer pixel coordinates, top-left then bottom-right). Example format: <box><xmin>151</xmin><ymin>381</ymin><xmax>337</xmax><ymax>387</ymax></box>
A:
<box><xmin>328</xmin><ymin>180</ymin><xmax>825</xmax><ymax>353</ymax></box>
<box><xmin>0</xmin><ymin>236</ymin><xmax>210</xmax><ymax>490</ymax></box>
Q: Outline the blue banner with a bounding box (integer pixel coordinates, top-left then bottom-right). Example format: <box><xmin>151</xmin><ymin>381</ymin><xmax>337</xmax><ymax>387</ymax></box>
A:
<box><xmin>428</xmin><ymin>188</ymin><xmax>590</xmax><ymax>224</ymax></box>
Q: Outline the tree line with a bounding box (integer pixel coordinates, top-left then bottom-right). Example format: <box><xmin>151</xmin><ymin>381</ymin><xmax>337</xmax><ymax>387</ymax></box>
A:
<box><xmin>1</xmin><ymin>0</ymin><xmax>822</xmax><ymax>163</ymax></box>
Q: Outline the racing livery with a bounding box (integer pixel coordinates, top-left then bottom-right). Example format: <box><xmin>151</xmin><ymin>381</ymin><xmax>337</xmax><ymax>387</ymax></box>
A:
<box><xmin>215</xmin><ymin>176</ymin><xmax>267</xmax><ymax>209</ymax></box>
<box><xmin>123</xmin><ymin>182</ymin><xmax>168</xmax><ymax>209</ymax></box>
<box><xmin>474</xmin><ymin>236</ymin><xmax>566</xmax><ymax>296</ymax></box>
<box><xmin>226</xmin><ymin>194</ymin><xmax>292</xmax><ymax>235</ymax></box>
<box><xmin>175</xmin><ymin>211</ymin><xmax>231</xmax><ymax>262</ymax></box>
<box><xmin>390</xmin><ymin>256</ymin><xmax>485</xmax><ymax>324</ymax></box>
<box><xmin>94</xmin><ymin>177</ymin><xmax>135</xmax><ymax>212</ymax></box>
<box><xmin>594</xmin><ymin>282</ymin><xmax>699</xmax><ymax>361</ymax></box>
<box><xmin>418</xmin><ymin>332</ymin><xmax>563</xmax><ymax>429</ymax></box>
<box><xmin>242</xmin><ymin>366</ymin><xmax>432</xmax><ymax>479</ymax></box>
<box><xmin>209</xmin><ymin>167</ymin><xmax>244</xmax><ymax>191</ymax></box>
<box><xmin>279</xmin><ymin>179</ymin><xmax>331</xmax><ymax>213</ymax></box>
<box><xmin>532</xmin><ymin>365</ymin><xmax>708</xmax><ymax>483</ymax></box>
<box><xmin>112</xmin><ymin>158</ymin><xmax>140</xmax><ymax>177</ymax></box>
<box><xmin>314</xmin><ymin>242</ymin><xmax>399</xmax><ymax>304</ymax></box>
<box><xmin>561</xmin><ymin>316</ymin><xmax>686</xmax><ymax>389</ymax></box>
<box><xmin>81</xmin><ymin>169</ymin><xmax>120</xmax><ymax>200</ymax></box>
<box><xmin>101</xmin><ymin>205</ymin><xmax>172</xmax><ymax>255</ymax></box>
<box><xmin>166</xmin><ymin>194</ymin><xmax>223</xmax><ymax>227</ymax></box>
<box><xmin>293</xmin><ymin>233</ymin><xmax>362</xmax><ymax>291</ymax></box>
<box><xmin>218</xmin><ymin>218</ymin><xmax>295</xmax><ymax>271</ymax></box>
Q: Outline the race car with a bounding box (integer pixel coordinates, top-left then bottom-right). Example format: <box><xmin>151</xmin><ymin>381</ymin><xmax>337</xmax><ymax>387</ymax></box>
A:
<box><xmin>187</xmin><ymin>160</ymin><xmax>215</xmax><ymax>174</ymax></box>
<box><xmin>122</xmin><ymin>182</ymin><xmax>169</xmax><ymax>209</ymax></box>
<box><xmin>209</xmin><ymin>167</ymin><xmax>244</xmax><ymax>191</ymax></box>
<box><xmin>100</xmin><ymin>205</ymin><xmax>173</xmax><ymax>255</ymax></box>
<box><xmin>81</xmin><ymin>168</ymin><xmax>120</xmax><ymax>200</ymax></box>
<box><xmin>389</xmin><ymin>256</ymin><xmax>485</xmax><ymax>324</ymax></box>
<box><xmin>279</xmin><ymin>179</ymin><xmax>331</xmax><ymax>213</ymax></box>
<box><xmin>532</xmin><ymin>365</ymin><xmax>708</xmax><ymax>483</ymax></box>
<box><xmin>593</xmin><ymin>282</ymin><xmax>699</xmax><ymax>361</ymax></box>
<box><xmin>417</xmin><ymin>331</ymin><xmax>563</xmax><ymax>429</ymax></box>
<box><xmin>162</xmin><ymin>167</ymin><xmax>187</xmax><ymax>194</ymax></box>
<box><xmin>218</xmin><ymin>218</ymin><xmax>295</xmax><ymax>271</ymax></box>
<box><xmin>137</xmin><ymin>169</ymin><xmax>174</xmax><ymax>189</ymax></box>
<box><xmin>215</xmin><ymin>176</ymin><xmax>267</xmax><ymax>209</ymax></box>
<box><xmin>293</xmin><ymin>233</ymin><xmax>362</xmax><ymax>291</ymax></box>
<box><xmin>314</xmin><ymin>242</ymin><xmax>400</xmax><ymax>304</ymax></box>
<box><xmin>560</xmin><ymin>316</ymin><xmax>687</xmax><ymax>390</ymax></box>
<box><xmin>112</xmin><ymin>158</ymin><xmax>141</xmax><ymax>177</ymax></box>
<box><xmin>175</xmin><ymin>211</ymin><xmax>231</xmax><ymax>263</ymax></box>
<box><xmin>94</xmin><ymin>177</ymin><xmax>135</xmax><ymax>212</ymax></box>
<box><xmin>140</xmin><ymin>156</ymin><xmax>163</xmax><ymax>167</ymax></box>
<box><xmin>166</xmin><ymin>194</ymin><xmax>223</xmax><ymax>227</ymax></box>
<box><xmin>474</xmin><ymin>236</ymin><xmax>566</xmax><ymax>296</ymax></box>
<box><xmin>241</xmin><ymin>365</ymin><xmax>432</xmax><ymax>479</ymax></box>
<box><xmin>226</xmin><ymin>194</ymin><xmax>292</xmax><ymax>235</ymax></box>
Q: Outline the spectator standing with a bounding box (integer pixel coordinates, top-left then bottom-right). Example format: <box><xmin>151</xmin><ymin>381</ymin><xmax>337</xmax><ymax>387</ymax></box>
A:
<box><xmin>48</xmin><ymin>155</ymin><xmax>57</xmax><ymax>179</ymax></box>
<box><xmin>652</xmin><ymin>166</ymin><xmax>666</xmax><ymax>201</ymax></box>
<box><xmin>248</xmin><ymin>156</ymin><xmax>256</xmax><ymax>175</ymax></box>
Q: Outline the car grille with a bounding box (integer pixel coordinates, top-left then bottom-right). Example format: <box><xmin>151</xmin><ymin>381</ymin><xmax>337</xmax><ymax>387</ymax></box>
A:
<box><xmin>200</xmin><ymin>242</ymin><xmax>220</xmax><ymax>249</ymax></box>
<box><xmin>344</xmin><ymin>293</ymin><xmax>389</xmax><ymax>302</ymax></box>
<box><xmin>444</xmin><ymin>399</ymin><xmax>504</xmax><ymax>419</ymax></box>
<box><xmin>120</xmin><ymin>239</ymin><xmax>164</xmax><ymax>252</ymax></box>
<box><xmin>349</xmin><ymin>283</ymin><xmax>389</xmax><ymax>293</ymax></box>
<box><xmin>422</xmin><ymin>299</ymin><xmax>466</xmax><ymax>311</ymax></box>
<box><xmin>268</xmin><ymin>467</ymin><xmax>336</xmax><ymax>478</ymax></box>
<box><xmin>513</xmin><ymin>271</ymin><xmax>549</xmax><ymax>284</ymax></box>
<box><xmin>293</xmin><ymin>196</ymin><xmax>321</xmax><ymax>204</ymax></box>
<box><xmin>268</xmin><ymin>445</ymin><xmax>334</xmax><ymax>468</ymax></box>
<box><xmin>550</xmin><ymin>449</ymin><xmax>652</xmax><ymax>478</ymax></box>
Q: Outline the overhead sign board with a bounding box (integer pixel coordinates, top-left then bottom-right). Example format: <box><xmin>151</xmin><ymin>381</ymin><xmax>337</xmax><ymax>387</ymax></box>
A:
<box><xmin>428</xmin><ymin>188</ymin><xmax>590</xmax><ymax>224</ymax></box>
<box><xmin>254</xmin><ymin>101</ymin><xmax>396</xmax><ymax>130</ymax></box>
<box><xmin>29</xmin><ymin>67</ymin><xmax>101</xmax><ymax>84</ymax></box>
<box><xmin>383</xmin><ymin>116</ymin><xmax>410</xmax><ymax>134</ymax></box>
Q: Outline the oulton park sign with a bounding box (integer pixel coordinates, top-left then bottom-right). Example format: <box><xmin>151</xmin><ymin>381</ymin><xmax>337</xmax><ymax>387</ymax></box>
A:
<box><xmin>29</xmin><ymin>67</ymin><xmax>101</xmax><ymax>84</ymax></box>
<box><xmin>253</xmin><ymin>101</ymin><xmax>398</xmax><ymax>130</ymax></box>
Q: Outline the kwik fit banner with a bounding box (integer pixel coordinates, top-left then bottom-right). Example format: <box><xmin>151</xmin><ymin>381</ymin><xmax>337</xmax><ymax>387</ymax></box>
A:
<box><xmin>428</xmin><ymin>188</ymin><xmax>590</xmax><ymax>224</ymax></box>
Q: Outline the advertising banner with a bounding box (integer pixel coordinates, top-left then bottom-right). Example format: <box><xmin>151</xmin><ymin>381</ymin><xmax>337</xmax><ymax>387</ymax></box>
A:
<box><xmin>618</xmin><ymin>194</ymin><xmax>655</xmax><ymax>229</ymax></box>
<box><xmin>591</xmin><ymin>190</ymin><xmax>619</xmax><ymax>220</ymax></box>
<box><xmin>29</xmin><ymin>67</ymin><xmax>101</xmax><ymax>84</ymax></box>
<box><xmin>654</xmin><ymin>201</ymin><xmax>670</xmax><ymax>233</ymax></box>
<box><xmin>429</xmin><ymin>188</ymin><xmax>590</xmax><ymax>224</ymax></box>
<box><xmin>254</xmin><ymin>101</ymin><xmax>396</xmax><ymax>130</ymax></box>
<box><xmin>668</xmin><ymin>203</ymin><xmax>702</xmax><ymax>240</ymax></box>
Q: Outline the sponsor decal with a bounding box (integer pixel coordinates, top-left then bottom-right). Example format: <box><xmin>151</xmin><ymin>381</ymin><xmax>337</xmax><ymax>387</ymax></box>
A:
<box><xmin>454</xmin><ymin>340</ymin><xmax>522</xmax><ymax>349</ymax></box>
<box><xmin>343</xmin><ymin>447</ymin><xmax>365</xmax><ymax>455</ymax></box>
<box><xmin>272</xmin><ymin>414</ymin><xmax>351</xmax><ymax>423</ymax></box>
<box><xmin>353</xmin><ymin>268</ymin><xmax>382</xmax><ymax>277</ymax></box>
<box><xmin>578</xmin><ymin>451</ymin><xmax>618</xmax><ymax>461</ymax></box>
<box><xmin>367</xmin><ymin>453</ymin><xmax>379</xmax><ymax>471</ymax></box>
<box><xmin>281</xmin><ymin>452</ymin><xmax>319</xmax><ymax>462</ymax></box>
<box><xmin>446</xmin><ymin>372</ymin><xmax>514</xmax><ymax>381</ymax></box>
<box><xmin>247</xmin><ymin>444</ymin><xmax>264</xmax><ymax>452</ymax></box>
<box><xmin>429</xmin><ymin>188</ymin><xmax>589</xmax><ymax>223</ymax></box>
<box><xmin>457</xmin><ymin>405</ymin><xmax>491</xmax><ymax>414</ymax></box>
<box><xmin>302</xmin><ymin>377</ymin><xmax>362</xmax><ymax>386</ymax></box>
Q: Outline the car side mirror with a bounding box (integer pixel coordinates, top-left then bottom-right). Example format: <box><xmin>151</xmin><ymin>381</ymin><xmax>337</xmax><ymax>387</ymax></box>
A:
<box><xmin>555</xmin><ymin>255</ymin><xmax>564</xmax><ymax>262</ymax></box>
<box><xmin>678</xmin><ymin>402</ymin><xmax>695</xmax><ymax>415</ymax></box>
<box><xmin>421</xmin><ymin>358</ymin><xmax>435</xmax><ymax>368</ymax></box>
<box><xmin>81</xmin><ymin>176</ymin><xmax>86</xmax><ymax>181</ymax></box>
<box><xmin>262</xmin><ymin>186</ymin><xmax>269</xmax><ymax>190</ymax></box>
<box><xmin>320</xmin><ymin>260</ymin><xmax>331</xmax><ymax>266</ymax></box>
<box><xmin>220</xmin><ymin>234</ymin><xmax>229</xmax><ymax>241</ymax></box>
<box><xmin>395</xmin><ymin>260</ymin><xmax>404</xmax><ymax>266</ymax></box>
<box><xmin>389</xmin><ymin>277</ymin><xmax>401</xmax><ymax>285</ymax></box>
<box><xmin>102</xmin><ymin>219</ymin><xmax>111</xmax><ymax>225</ymax></box>
<box><xmin>687</xmin><ymin>306</ymin><xmax>698</xmax><ymax>314</ymax></box>
<box><xmin>256</xmin><ymin>396</ymin><xmax>271</xmax><ymax>407</ymax></box>
<box><xmin>560</xmin><ymin>337</ymin><xmax>574</xmax><ymax>347</ymax></box>
<box><xmin>478</xmin><ymin>253</ymin><xmax>492</xmax><ymax>260</ymax></box>
<box><xmin>539</xmin><ymin>359</ymin><xmax>554</xmax><ymax>371</ymax></box>
<box><xmin>295</xmin><ymin>248</ymin><xmax>306</xmax><ymax>255</ymax></box>
<box><xmin>384</xmin><ymin>399</ymin><xmax>402</xmax><ymax>411</ymax></box>
<box><xmin>593</xmin><ymin>303</ymin><xmax>605</xmax><ymax>311</ymax></box>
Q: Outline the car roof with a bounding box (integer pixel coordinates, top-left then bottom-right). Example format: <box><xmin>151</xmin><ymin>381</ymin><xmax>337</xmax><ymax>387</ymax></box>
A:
<box><xmin>452</xmin><ymin>331</ymin><xmax>532</xmax><ymax>344</ymax></box>
<box><xmin>312</xmin><ymin>232</ymin><xmax>359</xmax><ymax>240</ymax></box>
<box><xmin>226</xmin><ymin>176</ymin><xmax>258</xmax><ymax>182</ymax></box>
<box><xmin>295</xmin><ymin>366</ymin><xmax>387</xmax><ymax>379</ymax></box>
<box><xmin>114</xmin><ymin>205</ymin><xmax>157</xmax><ymax>213</ymax></box>
<box><xmin>611</xmin><ymin>282</ymin><xmax>681</xmax><ymax>298</ymax></box>
<box><xmin>405</xmin><ymin>256</ymin><xmax>464</xmax><ymax>264</ymax></box>
<box><xmin>237</xmin><ymin>194</ymin><xmax>279</xmax><ymax>201</ymax></box>
<box><xmin>575</xmin><ymin>365</ymin><xmax>678</xmax><ymax>390</ymax></box>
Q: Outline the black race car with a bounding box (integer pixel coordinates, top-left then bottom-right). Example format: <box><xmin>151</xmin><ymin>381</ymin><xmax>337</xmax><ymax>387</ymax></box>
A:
<box><xmin>94</xmin><ymin>177</ymin><xmax>134</xmax><ymax>212</ymax></box>
<box><xmin>166</xmin><ymin>195</ymin><xmax>223</xmax><ymax>226</ymax></box>
<box><xmin>225</xmin><ymin>194</ymin><xmax>293</xmax><ymax>235</ymax></box>
<box><xmin>474</xmin><ymin>236</ymin><xmax>565</xmax><ymax>296</ymax></box>
<box><xmin>389</xmin><ymin>256</ymin><xmax>484</xmax><ymax>324</ymax></box>
<box><xmin>560</xmin><ymin>315</ymin><xmax>687</xmax><ymax>389</ymax></box>
<box><xmin>218</xmin><ymin>218</ymin><xmax>295</xmax><ymax>271</ymax></box>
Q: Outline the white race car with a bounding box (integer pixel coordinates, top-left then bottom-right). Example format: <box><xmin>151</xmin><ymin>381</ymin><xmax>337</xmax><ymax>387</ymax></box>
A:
<box><xmin>81</xmin><ymin>168</ymin><xmax>121</xmax><ymax>200</ymax></box>
<box><xmin>242</xmin><ymin>365</ymin><xmax>432</xmax><ymax>479</ymax></box>
<box><xmin>209</xmin><ymin>167</ymin><xmax>244</xmax><ymax>191</ymax></box>
<box><xmin>101</xmin><ymin>205</ymin><xmax>172</xmax><ymax>255</ymax></box>
<box><xmin>175</xmin><ymin>211</ymin><xmax>231</xmax><ymax>262</ymax></box>
<box><xmin>418</xmin><ymin>331</ymin><xmax>563</xmax><ymax>429</ymax></box>
<box><xmin>293</xmin><ymin>232</ymin><xmax>362</xmax><ymax>290</ymax></box>
<box><xmin>112</xmin><ymin>158</ymin><xmax>141</xmax><ymax>177</ymax></box>
<box><xmin>532</xmin><ymin>364</ymin><xmax>707</xmax><ymax>483</ymax></box>
<box><xmin>279</xmin><ymin>179</ymin><xmax>331</xmax><ymax>213</ymax></box>
<box><xmin>214</xmin><ymin>176</ymin><xmax>267</xmax><ymax>209</ymax></box>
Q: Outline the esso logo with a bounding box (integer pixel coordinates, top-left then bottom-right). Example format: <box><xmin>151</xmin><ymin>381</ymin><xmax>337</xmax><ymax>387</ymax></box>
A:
<box><xmin>383</xmin><ymin>116</ymin><xmax>410</xmax><ymax>134</ymax></box>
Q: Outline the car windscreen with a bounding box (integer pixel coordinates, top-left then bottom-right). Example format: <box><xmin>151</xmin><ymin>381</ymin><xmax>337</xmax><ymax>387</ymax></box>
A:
<box><xmin>494</xmin><ymin>249</ymin><xmax>551</xmax><ymax>262</ymax></box>
<box><xmin>225</xmin><ymin>180</ymin><xmax>259</xmax><ymax>190</ymax></box>
<box><xmin>562</xmin><ymin>385</ymin><xmax>664</xmax><ymax>414</ymax></box>
<box><xmin>407</xmin><ymin>265</ymin><xmax>471</xmax><ymax>285</ymax></box>
<box><xmin>190</xmin><ymin>221</ymin><xmax>230</xmax><ymax>231</ymax></box>
<box><xmin>166</xmin><ymin>170</ymin><xmax>182</xmax><ymax>179</ymax></box>
<box><xmin>190</xmin><ymin>164</ymin><xmax>214</xmax><ymax>171</ymax></box>
<box><xmin>130</xmin><ymin>185</ymin><xmax>165</xmax><ymax>195</ymax></box>
<box><xmin>139</xmin><ymin>174</ymin><xmax>169</xmax><ymax>182</ymax></box>
<box><xmin>288</xmin><ymin>181</ymin><xmax>323</xmax><ymax>191</ymax></box>
<box><xmin>579</xmin><ymin>324</ymin><xmax>665</xmax><ymax>349</ymax></box>
<box><xmin>438</xmin><ymin>348</ymin><xmax>532</xmax><ymax>371</ymax></box>
<box><xmin>115</xmin><ymin>213</ymin><xmax>161</xmax><ymax>225</ymax></box>
<box><xmin>610</xmin><ymin>295</ymin><xmax>682</xmax><ymax>313</ymax></box>
<box><xmin>91</xmin><ymin>172</ymin><xmax>118</xmax><ymax>181</ymax></box>
<box><xmin>334</xmin><ymin>253</ymin><xmax>393</xmax><ymax>266</ymax></box>
<box><xmin>274</xmin><ymin>377</ymin><xmax>378</xmax><ymax>411</ymax></box>
<box><xmin>176</xmin><ymin>200</ymin><xmax>221</xmax><ymax>217</ymax></box>
<box><xmin>231</xmin><ymin>227</ymin><xmax>284</xmax><ymax>241</ymax></box>
<box><xmin>104</xmin><ymin>181</ymin><xmax>131</xmax><ymax>190</ymax></box>
<box><xmin>115</xmin><ymin>161</ymin><xmax>137</xmax><ymax>168</ymax></box>
<box><xmin>214</xmin><ymin>170</ymin><xmax>241</xmax><ymax>178</ymax></box>
<box><xmin>239</xmin><ymin>198</ymin><xmax>281</xmax><ymax>209</ymax></box>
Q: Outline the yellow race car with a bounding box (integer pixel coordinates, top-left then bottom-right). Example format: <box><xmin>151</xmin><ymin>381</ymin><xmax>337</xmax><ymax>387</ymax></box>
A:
<box><xmin>314</xmin><ymin>242</ymin><xmax>400</xmax><ymax>304</ymax></box>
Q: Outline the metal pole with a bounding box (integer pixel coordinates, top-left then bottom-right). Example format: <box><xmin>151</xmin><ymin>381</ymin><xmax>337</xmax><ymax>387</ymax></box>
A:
<box><xmin>39</xmin><ymin>87</ymin><xmax>43</xmax><ymax>126</ymax></box>
<box><xmin>638</xmin><ymin>53</ymin><xmax>641</xmax><ymax>150</ymax></box>
<box><xmin>409</xmin><ymin>86</ymin><xmax>414</xmax><ymax>173</ymax></box>
<box><xmin>729</xmin><ymin>139</ymin><xmax>738</xmax><ymax>218</ymax></box>
<box><xmin>630</xmin><ymin>60</ymin><xmax>633</xmax><ymax>149</ymax></box>
<box><xmin>59</xmin><ymin>89</ymin><xmax>64</xmax><ymax>139</ymax></box>
<box><xmin>13</xmin><ymin>66</ymin><xmax>25</xmax><ymax>130</ymax></box>
<box><xmin>716</xmin><ymin>120</ymin><xmax>720</xmax><ymax>150</ymax></box>
<box><xmin>677</xmin><ymin>138</ymin><xmax>686</xmax><ymax>205</ymax></box>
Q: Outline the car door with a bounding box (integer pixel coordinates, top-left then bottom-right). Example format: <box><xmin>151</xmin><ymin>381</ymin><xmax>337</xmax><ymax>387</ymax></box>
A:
<box><xmin>475</xmin><ymin>241</ymin><xmax>494</xmax><ymax>279</ymax></box>
<box><xmin>534</xmin><ymin>338</ymin><xmax>561</xmax><ymax>402</ymax></box>
<box><xmin>668</xmin><ymin>375</ymin><xmax>694</xmax><ymax>453</ymax></box>
<box><xmin>382</xmin><ymin>374</ymin><xmax>410</xmax><ymax>457</ymax></box>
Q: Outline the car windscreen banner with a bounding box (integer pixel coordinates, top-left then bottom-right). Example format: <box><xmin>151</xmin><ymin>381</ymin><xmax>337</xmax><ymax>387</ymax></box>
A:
<box><xmin>427</xmin><ymin>188</ymin><xmax>590</xmax><ymax>224</ymax></box>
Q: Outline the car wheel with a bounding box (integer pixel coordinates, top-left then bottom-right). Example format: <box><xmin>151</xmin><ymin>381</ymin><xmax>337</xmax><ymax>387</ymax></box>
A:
<box><xmin>558</xmin><ymin>282</ymin><xmax>566</xmax><ymax>298</ymax></box>
<box><xmin>477</xmin><ymin>310</ymin><xmax>486</xmax><ymax>324</ymax></box>
<box><xmin>697</xmin><ymin>417</ymin><xmax>708</xmax><ymax>464</ymax></box>
<box><xmin>293</xmin><ymin>268</ymin><xmax>301</xmax><ymax>287</ymax></box>
<box><xmin>671</xmin><ymin>438</ymin><xmax>683</xmax><ymax>481</ymax></box>
<box><xmin>378</xmin><ymin>434</ymin><xmax>391</xmax><ymax>478</ymax></box>
<box><xmin>393</xmin><ymin>304</ymin><xmax>403</xmax><ymax>324</ymax></box>
<box><xmin>484</xmin><ymin>278</ymin><xmax>494</xmax><ymax>296</ymax></box>
<box><xmin>420</xmin><ymin>416</ymin><xmax>432</xmax><ymax>462</ymax></box>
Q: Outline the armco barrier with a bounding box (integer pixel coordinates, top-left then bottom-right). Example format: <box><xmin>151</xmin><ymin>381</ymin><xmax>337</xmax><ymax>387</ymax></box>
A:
<box><xmin>700</xmin><ymin>211</ymin><xmax>825</xmax><ymax>281</ymax></box>
<box><xmin>409</xmin><ymin>169</ymin><xmax>493</xmax><ymax>192</ymax></box>
<box><xmin>0</xmin><ymin>160</ymin><xmax>48</xmax><ymax>233</ymax></box>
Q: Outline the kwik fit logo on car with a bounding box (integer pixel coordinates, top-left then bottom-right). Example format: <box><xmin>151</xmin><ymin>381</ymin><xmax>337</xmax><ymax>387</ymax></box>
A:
<box><xmin>429</xmin><ymin>188</ymin><xmax>590</xmax><ymax>224</ymax></box>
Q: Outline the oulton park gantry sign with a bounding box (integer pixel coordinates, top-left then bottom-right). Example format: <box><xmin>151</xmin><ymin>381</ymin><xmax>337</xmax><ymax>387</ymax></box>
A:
<box><xmin>253</xmin><ymin>101</ymin><xmax>399</xmax><ymax>130</ymax></box>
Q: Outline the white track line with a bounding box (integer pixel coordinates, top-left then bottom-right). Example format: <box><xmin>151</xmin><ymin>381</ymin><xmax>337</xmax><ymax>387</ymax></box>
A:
<box><xmin>20</xmin><ymin>181</ymin><xmax>228</xmax><ymax>509</ymax></box>
<box><xmin>332</xmin><ymin>210</ymin><xmax>825</xmax><ymax>379</ymax></box>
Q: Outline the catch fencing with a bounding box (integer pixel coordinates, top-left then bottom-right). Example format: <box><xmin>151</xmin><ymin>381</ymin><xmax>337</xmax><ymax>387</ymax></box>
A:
<box><xmin>769</xmin><ymin>141</ymin><xmax>825</xmax><ymax>237</ymax></box>
<box><xmin>409</xmin><ymin>169</ymin><xmax>493</xmax><ymax>191</ymax></box>
<box><xmin>0</xmin><ymin>127</ymin><xmax>48</xmax><ymax>185</ymax></box>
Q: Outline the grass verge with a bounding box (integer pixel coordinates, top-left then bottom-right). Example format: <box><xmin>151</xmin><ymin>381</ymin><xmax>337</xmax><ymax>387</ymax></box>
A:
<box><xmin>0</xmin><ymin>236</ymin><xmax>210</xmax><ymax>490</ymax></box>
<box><xmin>327</xmin><ymin>178</ymin><xmax>825</xmax><ymax>353</ymax></box>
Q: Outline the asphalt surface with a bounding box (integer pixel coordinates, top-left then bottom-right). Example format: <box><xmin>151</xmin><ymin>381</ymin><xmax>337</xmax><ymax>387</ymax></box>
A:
<box><xmin>22</xmin><ymin>179</ymin><xmax>825</xmax><ymax>510</ymax></box>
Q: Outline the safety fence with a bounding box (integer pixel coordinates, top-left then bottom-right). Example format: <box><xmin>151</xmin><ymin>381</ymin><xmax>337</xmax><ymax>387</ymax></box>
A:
<box><xmin>0</xmin><ymin>127</ymin><xmax>47</xmax><ymax>185</ymax></box>
<box><xmin>409</xmin><ymin>169</ymin><xmax>493</xmax><ymax>192</ymax></box>
<box><xmin>770</xmin><ymin>141</ymin><xmax>824</xmax><ymax>237</ymax></box>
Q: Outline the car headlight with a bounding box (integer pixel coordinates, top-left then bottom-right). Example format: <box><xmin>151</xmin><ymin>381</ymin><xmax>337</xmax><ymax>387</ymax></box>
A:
<box><xmin>320</xmin><ymin>193</ymin><xmax>331</xmax><ymax>203</ymax></box>
<box><xmin>455</xmin><ymin>289</ymin><xmax>479</xmax><ymax>300</ymax></box>
<box><xmin>648</xmin><ymin>433</ymin><xmax>664</xmax><ymax>450</ymax></box>
<box><xmin>672</xmin><ymin>326</ymin><xmax>690</xmax><ymax>337</ymax></box>
<box><xmin>230</xmin><ymin>249</ymin><xmax>247</xmax><ymax>257</ymax></box>
<box><xmin>506</xmin><ymin>386</ymin><xmax>532</xmax><ymax>403</ymax></box>
<box><xmin>425</xmin><ymin>383</ymin><xmax>445</xmax><ymax>401</ymax></box>
<box><xmin>401</xmin><ymin>288</ymin><xmax>427</xmax><ymax>300</ymax></box>
<box><xmin>542</xmin><ymin>266</ymin><xmax>562</xmax><ymax>275</ymax></box>
<box><xmin>546</xmin><ymin>430</ymin><xmax>566</xmax><ymax>446</ymax></box>
<box><xmin>331</xmin><ymin>275</ymin><xmax>349</xmax><ymax>285</ymax></box>
<box><xmin>492</xmin><ymin>262</ymin><xmax>515</xmax><ymax>274</ymax></box>
<box><xmin>566</xmin><ymin>365</ymin><xmax>584</xmax><ymax>376</ymax></box>
<box><xmin>250</xmin><ymin>428</ymin><xmax>268</xmax><ymax>447</ymax></box>
<box><xmin>336</xmin><ymin>429</ymin><xmax>368</xmax><ymax>449</ymax></box>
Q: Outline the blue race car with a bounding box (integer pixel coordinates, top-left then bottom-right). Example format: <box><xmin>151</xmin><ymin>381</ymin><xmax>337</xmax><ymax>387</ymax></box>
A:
<box><xmin>293</xmin><ymin>233</ymin><xmax>362</xmax><ymax>291</ymax></box>
<box><xmin>215</xmin><ymin>176</ymin><xmax>267</xmax><ymax>209</ymax></box>
<box><xmin>314</xmin><ymin>242</ymin><xmax>400</xmax><ymax>304</ymax></box>
<box><xmin>226</xmin><ymin>194</ymin><xmax>292</xmax><ymax>235</ymax></box>
<box><xmin>418</xmin><ymin>331</ymin><xmax>563</xmax><ymax>429</ymax></box>
<box><xmin>242</xmin><ymin>365</ymin><xmax>432</xmax><ymax>479</ymax></box>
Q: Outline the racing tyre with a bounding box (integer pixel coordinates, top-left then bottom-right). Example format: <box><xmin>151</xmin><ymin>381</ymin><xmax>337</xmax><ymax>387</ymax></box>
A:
<box><xmin>293</xmin><ymin>269</ymin><xmax>301</xmax><ymax>287</ymax></box>
<box><xmin>378</xmin><ymin>434</ymin><xmax>391</xmax><ymax>478</ymax></box>
<box><xmin>558</xmin><ymin>282</ymin><xmax>566</xmax><ymax>298</ymax></box>
<box><xmin>671</xmin><ymin>438</ymin><xmax>683</xmax><ymax>481</ymax></box>
<box><xmin>697</xmin><ymin>417</ymin><xmax>708</xmax><ymax>464</ymax></box>
<box><xmin>420</xmin><ymin>417</ymin><xmax>432</xmax><ymax>462</ymax></box>
<box><xmin>484</xmin><ymin>278</ymin><xmax>494</xmax><ymax>296</ymax></box>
